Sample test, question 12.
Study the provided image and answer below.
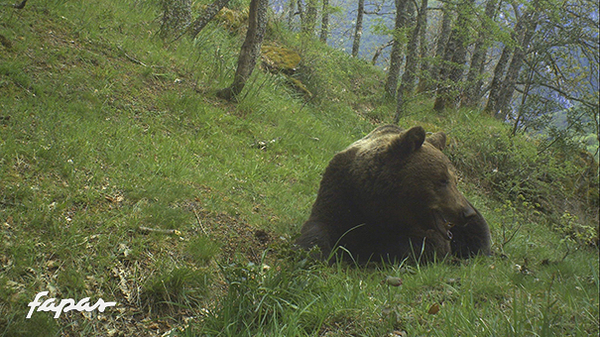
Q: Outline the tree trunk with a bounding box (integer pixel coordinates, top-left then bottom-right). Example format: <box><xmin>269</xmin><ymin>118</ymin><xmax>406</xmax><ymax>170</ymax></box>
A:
<box><xmin>216</xmin><ymin>0</ymin><xmax>268</xmax><ymax>101</ymax></box>
<box><xmin>426</xmin><ymin>3</ymin><xmax>453</xmax><ymax>92</ymax></box>
<box><xmin>160</xmin><ymin>0</ymin><xmax>192</xmax><ymax>40</ymax></box>
<box><xmin>484</xmin><ymin>5</ymin><xmax>538</xmax><ymax>117</ymax></box>
<box><xmin>461</xmin><ymin>0</ymin><xmax>500</xmax><ymax>107</ymax></box>
<box><xmin>416</xmin><ymin>5</ymin><xmax>430</xmax><ymax>93</ymax></box>
<box><xmin>352</xmin><ymin>0</ymin><xmax>366</xmax><ymax>57</ymax></box>
<box><xmin>433</xmin><ymin>0</ymin><xmax>474</xmax><ymax>112</ymax></box>
<box><xmin>384</xmin><ymin>0</ymin><xmax>409</xmax><ymax>98</ymax></box>
<box><xmin>287</xmin><ymin>0</ymin><xmax>295</xmax><ymax>29</ymax></box>
<box><xmin>320</xmin><ymin>0</ymin><xmax>330</xmax><ymax>42</ymax></box>
<box><xmin>484</xmin><ymin>44</ymin><xmax>513</xmax><ymax>114</ymax></box>
<box><xmin>401</xmin><ymin>0</ymin><xmax>426</xmax><ymax>94</ymax></box>
<box><xmin>303</xmin><ymin>0</ymin><xmax>318</xmax><ymax>36</ymax></box>
<box><xmin>297</xmin><ymin>0</ymin><xmax>305</xmax><ymax>29</ymax></box>
<box><xmin>189</xmin><ymin>0</ymin><xmax>229</xmax><ymax>39</ymax></box>
<box><xmin>395</xmin><ymin>0</ymin><xmax>427</xmax><ymax>122</ymax></box>
<box><xmin>495</xmin><ymin>12</ymin><xmax>538</xmax><ymax>119</ymax></box>
<box><xmin>511</xmin><ymin>65</ymin><xmax>535</xmax><ymax>136</ymax></box>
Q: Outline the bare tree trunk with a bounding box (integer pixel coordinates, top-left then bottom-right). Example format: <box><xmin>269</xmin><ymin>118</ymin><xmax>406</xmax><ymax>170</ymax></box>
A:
<box><xmin>217</xmin><ymin>0</ymin><xmax>268</xmax><ymax>101</ymax></box>
<box><xmin>433</xmin><ymin>0</ymin><xmax>474</xmax><ymax>112</ymax></box>
<box><xmin>395</xmin><ymin>0</ymin><xmax>427</xmax><ymax>123</ymax></box>
<box><xmin>511</xmin><ymin>65</ymin><xmax>535</xmax><ymax>136</ymax></box>
<box><xmin>320</xmin><ymin>0</ymin><xmax>330</xmax><ymax>42</ymax></box>
<box><xmin>495</xmin><ymin>12</ymin><xmax>538</xmax><ymax>119</ymax></box>
<box><xmin>426</xmin><ymin>3</ymin><xmax>453</xmax><ymax>92</ymax></box>
<box><xmin>188</xmin><ymin>0</ymin><xmax>230</xmax><ymax>39</ymax></box>
<box><xmin>352</xmin><ymin>0</ymin><xmax>366</xmax><ymax>57</ymax></box>
<box><xmin>160</xmin><ymin>0</ymin><xmax>192</xmax><ymax>40</ymax></box>
<box><xmin>485</xmin><ymin>5</ymin><xmax>538</xmax><ymax>117</ymax></box>
<box><xmin>401</xmin><ymin>0</ymin><xmax>426</xmax><ymax>94</ymax></box>
<box><xmin>484</xmin><ymin>44</ymin><xmax>513</xmax><ymax>114</ymax></box>
<box><xmin>287</xmin><ymin>0</ymin><xmax>295</xmax><ymax>28</ymax></box>
<box><xmin>384</xmin><ymin>0</ymin><xmax>409</xmax><ymax>98</ymax></box>
<box><xmin>416</xmin><ymin>5</ymin><xmax>430</xmax><ymax>93</ymax></box>
<box><xmin>461</xmin><ymin>0</ymin><xmax>500</xmax><ymax>107</ymax></box>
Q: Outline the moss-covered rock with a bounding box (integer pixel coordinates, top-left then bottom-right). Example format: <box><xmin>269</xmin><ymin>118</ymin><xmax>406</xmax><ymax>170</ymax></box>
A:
<box><xmin>261</xmin><ymin>44</ymin><xmax>301</xmax><ymax>75</ymax></box>
<box><xmin>260</xmin><ymin>44</ymin><xmax>311</xmax><ymax>97</ymax></box>
<box><xmin>215</xmin><ymin>7</ymin><xmax>249</xmax><ymax>31</ymax></box>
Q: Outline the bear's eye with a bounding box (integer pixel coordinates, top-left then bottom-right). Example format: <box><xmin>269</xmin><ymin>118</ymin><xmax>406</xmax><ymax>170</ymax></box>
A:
<box><xmin>437</xmin><ymin>179</ymin><xmax>449</xmax><ymax>188</ymax></box>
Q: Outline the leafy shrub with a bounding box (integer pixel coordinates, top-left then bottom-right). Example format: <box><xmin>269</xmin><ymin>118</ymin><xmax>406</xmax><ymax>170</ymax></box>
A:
<box><xmin>447</xmin><ymin>111</ymin><xmax>598</xmax><ymax>247</ymax></box>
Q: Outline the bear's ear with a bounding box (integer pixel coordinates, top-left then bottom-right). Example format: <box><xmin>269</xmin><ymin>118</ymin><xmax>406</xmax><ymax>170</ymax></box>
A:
<box><xmin>388</xmin><ymin>126</ymin><xmax>426</xmax><ymax>158</ymax></box>
<box><xmin>427</xmin><ymin>132</ymin><xmax>446</xmax><ymax>151</ymax></box>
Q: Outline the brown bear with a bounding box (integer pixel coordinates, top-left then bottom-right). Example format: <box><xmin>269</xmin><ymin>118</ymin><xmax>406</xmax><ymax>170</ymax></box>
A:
<box><xmin>296</xmin><ymin>125</ymin><xmax>491</xmax><ymax>263</ymax></box>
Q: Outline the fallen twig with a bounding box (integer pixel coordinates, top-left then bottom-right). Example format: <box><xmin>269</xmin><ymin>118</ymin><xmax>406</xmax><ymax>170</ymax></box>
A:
<box><xmin>117</xmin><ymin>45</ymin><xmax>147</xmax><ymax>67</ymax></box>
<box><xmin>192</xmin><ymin>208</ymin><xmax>209</xmax><ymax>236</ymax></box>
<box><xmin>138</xmin><ymin>226</ymin><xmax>181</xmax><ymax>235</ymax></box>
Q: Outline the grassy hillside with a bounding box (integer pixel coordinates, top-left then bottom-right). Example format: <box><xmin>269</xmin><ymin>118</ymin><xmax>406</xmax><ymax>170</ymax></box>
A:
<box><xmin>1</xmin><ymin>1</ymin><xmax>598</xmax><ymax>336</ymax></box>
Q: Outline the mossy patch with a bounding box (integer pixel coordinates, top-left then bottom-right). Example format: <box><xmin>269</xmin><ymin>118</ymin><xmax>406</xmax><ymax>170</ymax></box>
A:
<box><xmin>261</xmin><ymin>44</ymin><xmax>302</xmax><ymax>75</ymax></box>
<box><xmin>215</xmin><ymin>7</ymin><xmax>249</xmax><ymax>31</ymax></box>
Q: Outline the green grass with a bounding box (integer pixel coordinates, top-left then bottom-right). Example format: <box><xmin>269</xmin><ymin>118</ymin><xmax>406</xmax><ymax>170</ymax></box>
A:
<box><xmin>0</xmin><ymin>0</ymin><xmax>598</xmax><ymax>336</ymax></box>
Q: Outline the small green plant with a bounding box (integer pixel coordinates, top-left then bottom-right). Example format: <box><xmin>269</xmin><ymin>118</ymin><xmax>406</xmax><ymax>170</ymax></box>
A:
<box><xmin>556</xmin><ymin>211</ymin><xmax>598</xmax><ymax>247</ymax></box>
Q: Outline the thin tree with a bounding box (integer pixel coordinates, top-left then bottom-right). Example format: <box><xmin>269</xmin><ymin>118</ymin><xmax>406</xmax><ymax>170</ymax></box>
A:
<box><xmin>433</xmin><ymin>0</ymin><xmax>475</xmax><ymax>112</ymax></box>
<box><xmin>424</xmin><ymin>3</ymin><xmax>453</xmax><ymax>93</ymax></box>
<box><xmin>188</xmin><ymin>0</ymin><xmax>230</xmax><ymax>39</ymax></box>
<box><xmin>493</xmin><ymin>10</ymin><xmax>539</xmax><ymax>119</ymax></box>
<box><xmin>395</xmin><ymin>0</ymin><xmax>427</xmax><ymax>122</ymax></box>
<box><xmin>320</xmin><ymin>0</ymin><xmax>330</xmax><ymax>42</ymax></box>
<box><xmin>303</xmin><ymin>0</ymin><xmax>319</xmax><ymax>36</ymax></box>
<box><xmin>384</xmin><ymin>0</ymin><xmax>409</xmax><ymax>98</ymax></box>
<box><xmin>461</xmin><ymin>0</ymin><xmax>500</xmax><ymax>107</ymax></box>
<box><xmin>160</xmin><ymin>0</ymin><xmax>192</xmax><ymax>40</ymax></box>
<box><xmin>484</xmin><ymin>2</ymin><xmax>538</xmax><ymax>117</ymax></box>
<box><xmin>352</xmin><ymin>0</ymin><xmax>366</xmax><ymax>57</ymax></box>
<box><xmin>216</xmin><ymin>0</ymin><xmax>268</xmax><ymax>101</ymax></box>
<box><xmin>416</xmin><ymin>4</ymin><xmax>430</xmax><ymax>93</ymax></box>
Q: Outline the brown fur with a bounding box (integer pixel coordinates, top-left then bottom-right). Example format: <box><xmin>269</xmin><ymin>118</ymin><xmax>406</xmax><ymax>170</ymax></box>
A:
<box><xmin>296</xmin><ymin>125</ymin><xmax>491</xmax><ymax>263</ymax></box>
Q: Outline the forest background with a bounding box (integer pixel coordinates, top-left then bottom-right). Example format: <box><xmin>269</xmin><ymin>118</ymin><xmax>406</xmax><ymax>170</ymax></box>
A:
<box><xmin>0</xmin><ymin>0</ymin><xmax>598</xmax><ymax>336</ymax></box>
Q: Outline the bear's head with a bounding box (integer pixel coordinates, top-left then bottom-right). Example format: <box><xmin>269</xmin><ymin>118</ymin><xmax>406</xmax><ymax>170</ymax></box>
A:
<box><xmin>348</xmin><ymin>125</ymin><xmax>477</xmax><ymax>242</ymax></box>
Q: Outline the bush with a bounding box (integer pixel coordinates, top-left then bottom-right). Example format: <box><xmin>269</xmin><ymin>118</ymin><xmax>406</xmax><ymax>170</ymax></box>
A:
<box><xmin>446</xmin><ymin>111</ymin><xmax>599</xmax><ymax>247</ymax></box>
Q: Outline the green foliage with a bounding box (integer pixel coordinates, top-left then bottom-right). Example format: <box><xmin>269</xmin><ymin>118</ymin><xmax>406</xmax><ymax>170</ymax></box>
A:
<box><xmin>556</xmin><ymin>211</ymin><xmax>598</xmax><ymax>247</ymax></box>
<box><xmin>444</xmin><ymin>109</ymin><xmax>598</xmax><ymax>247</ymax></box>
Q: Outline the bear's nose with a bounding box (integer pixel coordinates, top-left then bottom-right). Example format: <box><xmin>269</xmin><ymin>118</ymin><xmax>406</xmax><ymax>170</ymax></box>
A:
<box><xmin>462</xmin><ymin>206</ymin><xmax>476</xmax><ymax>220</ymax></box>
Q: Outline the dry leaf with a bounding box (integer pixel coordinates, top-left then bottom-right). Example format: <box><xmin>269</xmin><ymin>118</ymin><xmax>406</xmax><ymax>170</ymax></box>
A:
<box><xmin>382</xmin><ymin>276</ymin><xmax>403</xmax><ymax>286</ymax></box>
<box><xmin>428</xmin><ymin>303</ymin><xmax>440</xmax><ymax>315</ymax></box>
